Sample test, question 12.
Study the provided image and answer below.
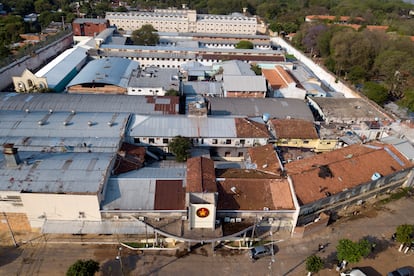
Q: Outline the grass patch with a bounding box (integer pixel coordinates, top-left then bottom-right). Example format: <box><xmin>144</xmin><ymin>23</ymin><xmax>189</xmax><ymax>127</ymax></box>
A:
<box><xmin>379</xmin><ymin>187</ymin><xmax>413</xmax><ymax>204</ymax></box>
<box><xmin>285</xmin><ymin>54</ymin><xmax>297</xmax><ymax>61</ymax></box>
<box><xmin>123</xmin><ymin>242</ymin><xmax>153</xmax><ymax>248</ymax></box>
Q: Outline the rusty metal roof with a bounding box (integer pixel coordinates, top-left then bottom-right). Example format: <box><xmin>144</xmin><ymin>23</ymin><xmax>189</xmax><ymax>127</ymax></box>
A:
<box><xmin>186</xmin><ymin>157</ymin><xmax>217</xmax><ymax>193</ymax></box>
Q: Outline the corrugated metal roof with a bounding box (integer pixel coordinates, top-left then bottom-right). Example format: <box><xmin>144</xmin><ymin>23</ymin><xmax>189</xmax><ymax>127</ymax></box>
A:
<box><xmin>207</xmin><ymin>97</ymin><xmax>315</xmax><ymax>121</ymax></box>
<box><xmin>129</xmin><ymin>115</ymin><xmax>237</xmax><ymax>138</ymax></box>
<box><xmin>67</xmin><ymin>57</ymin><xmax>139</xmax><ymax>88</ymax></box>
<box><xmin>128</xmin><ymin>68</ymin><xmax>179</xmax><ymax>88</ymax></box>
<box><xmin>0</xmin><ymin>110</ymin><xmax>129</xmax><ymax>152</ymax></box>
<box><xmin>114</xmin><ymin>167</ymin><xmax>186</xmax><ymax>179</ymax></box>
<box><xmin>218</xmin><ymin>60</ymin><xmax>256</xmax><ymax>76</ymax></box>
<box><xmin>0</xmin><ymin>151</ymin><xmax>114</xmax><ymax>194</ymax></box>
<box><xmin>35</xmin><ymin>47</ymin><xmax>88</xmax><ymax>89</ymax></box>
<box><xmin>102</xmin><ymin>178</ymin><xmax>156</xmax><ymax>210</ymax></box>
<box><xmin>0</xmin><ymin>93</ymin><xmax>178</xmax><ymax>115</ymax></box>
<box><xmin>223</xmin><ymin>75</ymin><xmax>266</xmax><ymax>92</ymax></box>
<box><xmin>381</xmin><ymin>136</ymin><xmax>414</xmax><ymax>161</ymax></box>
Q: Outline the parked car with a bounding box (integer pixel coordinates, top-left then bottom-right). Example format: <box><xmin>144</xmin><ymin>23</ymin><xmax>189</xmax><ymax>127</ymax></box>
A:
<box><xmin>248</xmin><ymin>245</ymin><xmax>272</xmax><ymax>260</ymax></box>
<box><xmin>387</xmin><ymin>267</ymin><xmax>414</xmax><ymax>276</ymax></box>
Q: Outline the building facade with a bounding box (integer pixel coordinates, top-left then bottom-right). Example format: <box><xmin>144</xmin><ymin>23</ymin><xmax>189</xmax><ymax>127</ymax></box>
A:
<box><xmin>106</xmin><ymin>9</ymin><xmax>257</xmax><ymax>35</ymax></box>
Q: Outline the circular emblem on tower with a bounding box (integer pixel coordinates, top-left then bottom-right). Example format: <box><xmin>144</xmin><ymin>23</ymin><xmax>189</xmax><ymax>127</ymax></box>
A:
<box><xmin>196</xmin><ymin>207</ymin><xmax>210</xmax><ymax>218</ymax></box>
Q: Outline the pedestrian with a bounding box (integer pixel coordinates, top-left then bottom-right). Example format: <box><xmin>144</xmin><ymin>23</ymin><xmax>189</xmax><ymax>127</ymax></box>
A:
<box><xmin>318</xmin><ymin>243</ymin><xmax>324</xmax><ymax>251</ymax></box>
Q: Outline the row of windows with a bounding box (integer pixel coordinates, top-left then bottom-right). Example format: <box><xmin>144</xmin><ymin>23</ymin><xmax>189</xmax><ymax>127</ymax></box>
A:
<box><xmin>134</xmin><ymin>137</ymin><xmax>246</xmax><ymax>145</ymax></box>
<box><xmin>130</xmin><ymin>89</ymin><xmax>160</xmax><ymax>92</ymax></box>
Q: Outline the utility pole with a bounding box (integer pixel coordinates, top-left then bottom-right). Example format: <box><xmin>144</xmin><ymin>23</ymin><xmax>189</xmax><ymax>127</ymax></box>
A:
<box><xmin>3</xmin><ymin>212</ymin><xmax>18</xmax><ymax>247</ymax></box>
<box><xmin>116</xmin><ymin>246</ymin><xmax>124</xmax><ymax>275</ymax></box>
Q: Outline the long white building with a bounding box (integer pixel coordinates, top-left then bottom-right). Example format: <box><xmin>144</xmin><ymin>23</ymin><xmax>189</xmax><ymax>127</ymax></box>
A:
<box><xmin>105</xmin><ymin>9</ymin><xmax>257</xmax><ymax>35</ymax></box>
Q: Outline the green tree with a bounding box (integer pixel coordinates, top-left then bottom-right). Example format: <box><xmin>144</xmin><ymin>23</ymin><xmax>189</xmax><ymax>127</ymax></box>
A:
<box><xmin>34</xmin><ymin>0</ymin><xmax>52</xmax><ymax>14</ymax></box>
<box><xmin>168</xmin><ymin>136</ymin><xmax>191</xmax><ymax>162</ymax></box>
<box><xmin>235</xmin><ymin>40</ymin><xmax>254</xmax><ymax>49</ymax></box>
<box><xmin>336</xmin><ymin>238</ymin><xmax>372</xmax><ymax>264</ymax></box>
<box><xmin>399</xmin><ymin>89</ymin><xmax>414</xmax><ymax>112</ymax></box>
<box><xmin>132</xmin><ymin>24</ymin><xmax>159</xmax><ymax>46</ymax></box>
<box><xmin>395</xmin><ymin>224</ymin><xmax>413</xmax><ymax>246</ymax></box>
<box><xmin>305</xmin><ymin>255</ymin><xmax>324</xmax><ymax>274</ymax></box>
<box><xmin>250</xmin><ymin>64</ymin><xmax>262</xmax><ymax>75</ymax></box>
<box><xmin>66</xmin><ymin>259</ymin><xmax>99</xmax><ymax>276</ymax></box>
<box><xmin>362</xmin><ymin>81</ymin><xmax>388</xmax><ymax>105</ymax></box>
<box><xmin>165</xmin><ymin>89</ymin><xmax>179</xmax><ymax>96</ymax></box>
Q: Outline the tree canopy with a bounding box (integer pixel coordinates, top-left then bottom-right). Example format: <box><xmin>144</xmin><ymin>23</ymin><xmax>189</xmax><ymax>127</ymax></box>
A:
<box><xmin>131</xmin><ymin>24</ymin><xmax>160</xmax><ymax>46</ymax></box>
<box><xmin>235</xmin><ymin>40</ymin><xmax>254</xmax><ymax>49</ymax></box>
<box><xmin>305</xmin><ymin>255</ymin><xmax>324</xmax><ymax>273</ymax></box>
<box><xmin>66</xmin><ymin>259</ymin><xmax>100</xmax><ymax>276</ymax></box>
<box><xmin>336</xmin><ymin>238</ymin><xmax>372</xmax><ymax>263</ymax></box>
<box><xmin>395</xmin><ymin>224</ymin><xmax>413</xmax><ymax>244</ymax></box>
<box><xmin>168</xmin><ymin>136</ymin><xmax>192</xmax><ymax>162</ymax></box>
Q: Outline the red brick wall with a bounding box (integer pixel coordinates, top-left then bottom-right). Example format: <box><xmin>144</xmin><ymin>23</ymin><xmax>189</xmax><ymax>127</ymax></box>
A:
<box><xmin>72</xmin><ymin>22</ymin><xmax>109</xmax><ymax>36</ymax></box>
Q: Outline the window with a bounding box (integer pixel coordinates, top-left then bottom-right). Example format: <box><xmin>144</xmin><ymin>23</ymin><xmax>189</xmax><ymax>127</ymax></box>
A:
<box><xmin>163</xmin><ymin>138</ymin><xmax>169</xmax><ymax>144</ymax></box>
<box><xmin>303</xmin><ymin>140</ymin><xmax>309</xmax><ymax>144</ymax></box>
<box><xmin>212</xmin><ymin>139</ymin><xmax>217</xmax><ymax>144</ymax></box>
<box><xmin>149</xmin><ymin>138</ymin><xmax>155</xmax><ymax>144</ymax></box>
<box><xmin>134</xmin><ymin>137</ymin><xmax>141</xmax><ymax>143</ymax></box>
<box><xmin>225</xmin><ymin>152</ymin><xmax>231</xmax><ymax>157</ymax></box>
<box><xmin>240</xmin><ymin>139</ymin><xmax>245</xmax><ymax>145</ymax></box>
<box><xmin>238</xmin><ymin>152</ymin><xmax>244</xmax><ymax>157</ymax></box>
<box><xmin>226</xmin><ymin>139</ymin><xmax>231</xmax><ymax>144</ymax></box>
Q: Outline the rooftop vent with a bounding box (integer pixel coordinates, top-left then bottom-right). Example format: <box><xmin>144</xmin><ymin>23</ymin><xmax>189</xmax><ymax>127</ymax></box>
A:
<box><xmin>3</xmin><ymin>143</ymin><xmax>21</xmax><ymax>167</ymax></box>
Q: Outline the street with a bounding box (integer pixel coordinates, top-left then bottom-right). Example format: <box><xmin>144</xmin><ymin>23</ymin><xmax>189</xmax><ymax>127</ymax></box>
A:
<box><xmin>1</xmin><ymin>197</ymin><xmax>414</xmax><ymax>275</ymax></box>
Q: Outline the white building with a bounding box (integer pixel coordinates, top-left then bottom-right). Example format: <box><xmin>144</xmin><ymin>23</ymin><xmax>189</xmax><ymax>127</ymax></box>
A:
<box><xmin>106</xmin><ymin>9</ymin><xmax>257</xmax><ymax>35</ymax></box>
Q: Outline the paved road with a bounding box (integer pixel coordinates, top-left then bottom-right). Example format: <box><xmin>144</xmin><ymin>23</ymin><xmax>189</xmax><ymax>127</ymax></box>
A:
<box><xmin>1</xmin><ymin>197</ymin><xmax>414</xmax><ymax>276</ymax></box>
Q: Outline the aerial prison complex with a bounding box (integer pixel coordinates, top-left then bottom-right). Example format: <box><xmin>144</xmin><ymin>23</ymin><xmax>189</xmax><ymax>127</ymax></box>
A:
<box><xmin>2</xmin><ymin>10</ymin><xmax>414</xmax><ymax>242</ymax></box>
<box><xmin>1</xmin><ymin>92</ymin><xmax>414</xmax><ymax>241</ymax></box>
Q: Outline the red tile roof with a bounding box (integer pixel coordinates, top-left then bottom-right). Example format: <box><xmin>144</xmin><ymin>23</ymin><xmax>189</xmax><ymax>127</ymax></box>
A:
<box><xmin>235</xmin><ymin>118</ymin><xmax>270</xmax><ymax>138</ymax></box>
<box><xmin>217</xmin><ymin>178</ymin><xmax>294</xmax><ymax>210</ymax></box>
<box><xmin>186</xmin><ymin>157</ymin><xmax>217</xmax><ymax>193</ymax></box>
<box><xmin>285</xmin><ymin>143</ymin><xmax>413</xmax><ymax>205</ymax></box>
<box><xmin>262</xmin><ymin>66</ymin><xmax>296</xmax><ymax>90</ymax></box>
<box><xmin>306</xmin><ymin>15</ymin><xmax>364</xmax><ymax>22</ymax></box>
<box><xmin>154</xmin><ymin>180</ymin><xmax>185</xmax><ymax>210</ymax></box>
<box><xmin>270</xmin><ymin>118</ymin><xmax>319</xmax><ymax>139</ymax></box>
<box><xmin>247</xmin><ymin>144</ymin><xmax>282</xmax><ymax>175</ymax></box>
<box><xmin>366</xmin><ymin>25</ymin><xmax>389</xmax><ymax>31</ymax></box>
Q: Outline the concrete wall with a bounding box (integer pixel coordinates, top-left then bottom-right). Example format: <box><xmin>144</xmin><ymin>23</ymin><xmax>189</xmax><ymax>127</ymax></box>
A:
<box><xmin>271</xmin><ymin>37</ymin><xmax>360</xmax><ymax>98</ymax></box>
<box><xmin>0</xmin><ymin>33</ymin><xmax>74</xmax><ymax>91</ymax></box>
<box><xmin>21</xmin><ymin>193</ymin><xmax>101</xmax><ymax>228</ymax></box>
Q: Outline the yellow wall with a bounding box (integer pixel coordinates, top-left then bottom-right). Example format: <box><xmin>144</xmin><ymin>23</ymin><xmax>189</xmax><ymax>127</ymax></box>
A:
<box><xmin>276</xmin><ymin>138</ymin><xmax>337</xmax><ymax>152</ymax></box>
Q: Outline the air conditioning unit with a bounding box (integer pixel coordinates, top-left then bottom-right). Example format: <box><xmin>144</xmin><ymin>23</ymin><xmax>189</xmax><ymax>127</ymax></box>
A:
<box><xmin>224</xmin><ymin>217</ymin><xmax>231</xmax><ymax>223</ymax></box>
<box><xmin>138</xmin><ymin>216</ymin><xmax>145</xmax><ymax>221</ymax></box>
<box><xmin>181</xmin><ymin>215</ymin><xmax>187</xmax><ymax>220</ymax></box>
<box><xmin>268</xmin><ymin>217</ymin><xmax>274</xmax><ymax>223</ymax></box>
<box><xmin>230</xmin><ymin>218</ymin><xmax>236</xmax><ymax>223</ymax></box>
<box><xmin>113</xmin><ymin>215</ymin><xmax>119</xmax><ymax>220</ymax></box>
<box><xmin>235</xmin><ymin>218</ymin><xmax>242</xmax><ymax>223</ymax></box>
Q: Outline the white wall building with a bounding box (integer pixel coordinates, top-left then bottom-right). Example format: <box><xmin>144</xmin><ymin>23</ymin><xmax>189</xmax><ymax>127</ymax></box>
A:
<box><xmin>106</xmin><ymin>9</ymin><xmax>257</xmax><ymax>35</ymax></box>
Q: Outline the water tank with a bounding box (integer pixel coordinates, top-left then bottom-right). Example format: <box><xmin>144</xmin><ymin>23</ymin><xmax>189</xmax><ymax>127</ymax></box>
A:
<box><xmin>371</xmin><ymin>172</ymin><xmax>381</xmax><ymax>181</ymax></box>
<box><xmin>262</xmin><ymin>113</ymin><xmax>270</xmax><ymax>123</ymax></box>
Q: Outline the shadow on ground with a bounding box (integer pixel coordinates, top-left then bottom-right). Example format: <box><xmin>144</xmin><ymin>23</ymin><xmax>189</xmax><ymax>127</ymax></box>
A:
<box><xmin>0</xmin><ymin>246</ymin><xmax>23</xmax><ymax>267</ymax></box>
